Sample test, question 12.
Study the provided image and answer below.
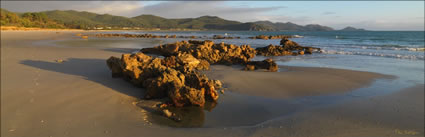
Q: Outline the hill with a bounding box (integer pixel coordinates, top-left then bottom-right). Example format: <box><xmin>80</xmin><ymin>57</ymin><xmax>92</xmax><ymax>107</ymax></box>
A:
<box><xmin>253</xmin><ymin>21</ymin><xmax>334</xmax><ymax>31</ymax></box>
<box><xmin>2</xmin><ymin>8</ymin><xmax>351</xmax><ymax>31</ymax></box>
<box><xmin>339</xmin><ymin>26</ymin><xmax>367</xmax><ymax>31</ymax></box>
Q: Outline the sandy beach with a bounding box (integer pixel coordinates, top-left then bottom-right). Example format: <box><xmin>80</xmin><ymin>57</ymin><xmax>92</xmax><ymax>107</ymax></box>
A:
<box><xmin>1</xmin><ymin>31</ymin><xmax>423</xmax><ymax>137</ymax></box>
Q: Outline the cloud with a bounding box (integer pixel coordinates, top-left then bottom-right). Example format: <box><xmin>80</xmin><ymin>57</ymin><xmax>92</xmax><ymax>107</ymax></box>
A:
<box><xmin>318</xmin><ymin>19</ymin><xmax>424</xmax><ymax>31</ymax></box>
<box><xmin>138</xmin><ymin>1</ymin><xmax>285</xmax><ymax>21</ymax></box>
<box><xmin>322</xmin><ymin>12</ymin><xmax>336</xmax><ymax>15</ymax></box>
<box><xmin>1</xmin><ymin>1</ymin><xmax>285</xmax><ymax>22</ymax></box>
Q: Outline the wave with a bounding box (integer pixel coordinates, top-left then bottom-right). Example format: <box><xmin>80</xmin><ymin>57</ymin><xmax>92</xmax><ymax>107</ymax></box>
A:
<box><xmin>321</xmin><ymin>50</ymin><xmax>425</xmax><ymax>60</ymax></box>
<box><xmin>324</xmin><ymin>44</ymin><xmax>425</xmax><ymax>52</ymax></box>
<box><xmin>354</xmin><ymin>46</ymin><xmax>425</xmax><ymax>52</ymax></box>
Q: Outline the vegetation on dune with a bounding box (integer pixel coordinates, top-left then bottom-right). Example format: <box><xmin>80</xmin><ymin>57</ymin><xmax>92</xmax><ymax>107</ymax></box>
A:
<box><xmin>1</xmin><ymin>8</ymin><xmax>65</xmax><ymax>28</ymax></box>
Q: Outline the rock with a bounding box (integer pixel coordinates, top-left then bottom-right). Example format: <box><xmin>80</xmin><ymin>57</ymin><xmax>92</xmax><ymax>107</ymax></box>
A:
<box><xmin>163</xmin><ymin>109</ymin><xmax>173</xmax><ymax>117</ymax></box>
<box><xmin>55</xmin><ymin>59</ymin><xmax>65</xmax><ymax>63</ymax></box>
<box><xmin>106</xmin><ymin>52</ymin><xmax>222</xmax><ymax>107</ymax></box>
<box><xmin>280</xmin><ymin>38</ymin><xmax>302</xmax><ymax>50</ymax></box>
<box><xmin>249</xmin><ymin>35</ymin><xmax>295</xmax><ymax>40</ymax></box>
<box><xmin>298</xmin><ymin>50</ymin><xmax>305</xmax><ymax>55</ymax></box>
<box><xmin>106</xmin><ymin>56</ymin><xmax>123</xmax><ymax>78</ymax></box>
<box><xmin>256</xmin><ymin>38</ymin><xmax>320</xmax><ymax>56</ymax></box>
<box><xmin>162</xmin><ymin>109</ymin><xmax>181</xmax><ymax>122</ymax></box>
<box><xmin>177</xmin><ymin>53</ymin><xmax>200</xmax><ymax>70</ymax></box>
<box><xmin>141</xmin><ymin>40</ymin><xmax>256</xmax><ymax>65</ymax></box>
<box><xmin>94</xmin><ymin>33</ymin><xmax>241</xmax><ymax>40</ymax></box>
<box><xmin>196</xmin><ymin>60</ymin><xmax>210</xmax><ymax>70</ymax></box>
<box><xmin>245</xmin><ymin>59</ymin><xmax>278</xmax><ymax>72</ymax></box>
<box><xmin>212</xmin><ymin>80</ymin><xmax>222</xmax><ymax>89</ymax></box>
<box><xmin>256</xmin><ymin>44</ymin><xmax>292</xmax><ymax>56</ymax></box>
<box><xmin>244</xmin><ymin>64</ymin><xmax>256</xmax><ymax>71</ymax></box>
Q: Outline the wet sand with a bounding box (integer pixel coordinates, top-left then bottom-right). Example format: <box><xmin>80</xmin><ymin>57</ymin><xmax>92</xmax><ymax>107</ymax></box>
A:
<box><xmin>204</xmin><ymin>65</ymin><xmax>391</xmax><ymax>98</ymax></box>
<box><xmin>1</xmin><ymin>31</ymin><xmax>422</xmax><ymax>137</ymax></box>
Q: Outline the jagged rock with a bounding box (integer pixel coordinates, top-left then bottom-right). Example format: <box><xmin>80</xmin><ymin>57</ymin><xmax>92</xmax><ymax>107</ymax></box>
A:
<box><xmin>106</xmin><ymin>52</ymin><xmax>221</xmax><ymax>107</ymax></box>
<box><xmin>280</xmin><ymin>38</ymin><xmax>302</xmax><ymax>50</ymax></box>
<box><xmin>141</xmin><ymin>40</ymin><xmax>256</xmax><ymax>65</ymax></box>
<box><xmin>256</xmin><ymin>44</ymin><xmax>292</xmax><ymax>56</ymax></box>
<box><xmin>212</xmin><ymin>35</ymin><xmax>239</xmax><ymax>39</ymax></box>
<box><xmin>256</xmin><ymin>38</ymin><xmax>320</xmax><ymax>56</ymax></box>
<box><xmin>249</xmin><ymin>35</ymin><xmax>295</xmax><ymax>40</ymax></box>
<box><xmin>245</xmin><ymin>59</ymin><xmax>278</xmax><ymax>72</ymax></box>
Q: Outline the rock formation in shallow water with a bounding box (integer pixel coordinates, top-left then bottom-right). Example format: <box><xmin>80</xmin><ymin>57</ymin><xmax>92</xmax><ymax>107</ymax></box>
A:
<box><xmin>249</xmin><ymin>35</ymin><xmax>295</xmax><ymax>40</ymax></box>
<box><xmin>256</xmin><ymin>38</ymin><xmax>320</xmax><ymax>56</ymax></box>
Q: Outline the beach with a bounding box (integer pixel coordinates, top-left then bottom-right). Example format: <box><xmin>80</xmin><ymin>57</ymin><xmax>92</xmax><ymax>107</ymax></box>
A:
<box><xmin>1</xmin><ymin>31</ymin><xmax>424</xmax><ymax>137</ymax></box>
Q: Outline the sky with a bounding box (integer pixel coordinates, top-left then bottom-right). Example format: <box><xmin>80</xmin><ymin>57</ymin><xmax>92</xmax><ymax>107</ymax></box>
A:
<box><xmin>1</xmin><ymin>1</ymin><xmax>424</xmax><ymax>31</ymax></box>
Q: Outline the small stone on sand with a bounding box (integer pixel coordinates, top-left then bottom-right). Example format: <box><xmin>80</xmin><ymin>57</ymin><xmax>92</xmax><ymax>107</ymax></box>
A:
<box><xmin>55</xmin><ymin>59</ymin><xmax>65</xmax><ymax>63</ymax></box>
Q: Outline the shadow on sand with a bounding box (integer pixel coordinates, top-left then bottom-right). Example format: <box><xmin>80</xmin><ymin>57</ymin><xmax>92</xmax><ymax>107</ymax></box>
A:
<box><xmin>20</xmin><ymin>58</ymin><xmax>144</xmax><ymax>98</ymax></box>
<box><xmin>20</xmin><ymin>58</ymin><xmax>210</xmax><ymax>127</ymax></box>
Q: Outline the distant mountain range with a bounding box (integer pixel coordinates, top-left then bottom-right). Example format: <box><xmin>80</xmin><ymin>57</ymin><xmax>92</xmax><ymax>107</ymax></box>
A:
<box><xmin>1</xmin><ymin>8</ymin><xmax>367</xmax><ymax>31</ymax></box>
<box><xmin>339</xmin><ymin>26</ymin><xmax>367</xmax><ymax>31</ymax></box>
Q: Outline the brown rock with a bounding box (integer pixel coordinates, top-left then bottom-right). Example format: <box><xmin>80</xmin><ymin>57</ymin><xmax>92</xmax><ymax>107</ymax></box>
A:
<box><xmin>141</xmin><ymin>40</ymin><xmax>256</xmax><ymax>65</ymax></box>
<box><xmin>298</xmin><ymin>50</ymin><xmax>305</xmax><ymax>55</ymax></box>
<box><xmin>106</xmin><ymin>52</ymin><xmax>222</xmax><ymax>107</ymax></box>
<box><xmin>245</xmin><ymin>59</ymin><xmax>278</xmax><ymax>72</ymax></box>
<box><xmin>106</xmin><ymin>56</ymin><xmax>123</xmax><ymax>78</ymax></box>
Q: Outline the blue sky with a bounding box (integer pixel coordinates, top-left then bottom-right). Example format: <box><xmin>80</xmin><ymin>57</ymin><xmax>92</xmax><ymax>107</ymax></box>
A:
<box><xmin>1</xmin><ymin>1</ymin><xmax>424</xmax><ymax>30</ymax></box>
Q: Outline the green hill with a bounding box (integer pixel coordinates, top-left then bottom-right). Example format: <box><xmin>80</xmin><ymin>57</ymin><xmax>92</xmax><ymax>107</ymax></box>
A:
<box><xmin>253</xmin><ymin>21</ymin><xmax>334</xmax><ymax>31</ymax></box>
<box><xmin>1</xmin><ymin>8</ymin><xmax>343</xmax><ymax>31</ymax></box>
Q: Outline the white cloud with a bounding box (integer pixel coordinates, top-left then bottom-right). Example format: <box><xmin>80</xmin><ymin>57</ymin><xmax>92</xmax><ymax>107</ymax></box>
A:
<box><xmin>322</xmin><ymin>12</ymin><xmax>336</xmax><ymax>15</ymax></box>
<box><xmin>138</xmin><ymin>1</ymin><xmax>285</xmax><ymax>21</ymax></box>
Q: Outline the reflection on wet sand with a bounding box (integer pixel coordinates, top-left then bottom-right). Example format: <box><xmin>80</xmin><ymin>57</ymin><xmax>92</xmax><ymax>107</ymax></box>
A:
<box><xmin>138</xmin><ymin>101</ymin><xmax>217</xmax><ymax>128</ymax></box>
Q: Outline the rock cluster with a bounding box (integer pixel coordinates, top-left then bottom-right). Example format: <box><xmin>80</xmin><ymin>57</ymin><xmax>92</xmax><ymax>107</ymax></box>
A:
<box><xmin>106</xmin><ymin>39</ymin><xmax>320</xmax><ymax>109</ymax></box>
<box><xmin>249</xmin><ymin>35</ymin><xmax>295</xmax><ymax>40</ymax></box>
<box><xmin>106</xmin><ymin>52</ymin><xmax>222</xmax><ymax>107</ymax></box>
<box><xmin>141</xmin><ymin>40</ymin><xmax>257</xmax><ymax>65</ymax></box>
<box><xmin>256</xmin><ymin>38</ymin><xmax>320</xmax><ymax>56</ymax></box>
<box><xmin>95</xmin><ymin>33</ymin><xmax>199</xmax><ymax>39</ymax></box>
<box><xmin>212</xmin><ymin>35</ymin><xmax>240</xmax><ymax>39</ymax></box>
<box><xmin>94</xmin><ymin>33</ymin><xmax>242</xmax><ymax>40</ymax></box>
